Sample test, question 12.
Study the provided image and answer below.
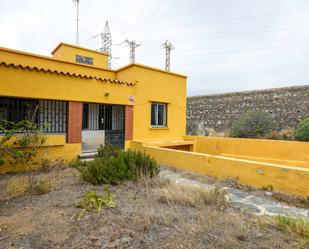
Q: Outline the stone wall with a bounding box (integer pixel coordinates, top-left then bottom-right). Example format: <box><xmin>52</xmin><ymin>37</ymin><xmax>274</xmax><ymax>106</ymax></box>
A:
<box><xmin>186</xmin><ymin>85</ymin><xmax>309</xmax><ymax>135</ymax></box>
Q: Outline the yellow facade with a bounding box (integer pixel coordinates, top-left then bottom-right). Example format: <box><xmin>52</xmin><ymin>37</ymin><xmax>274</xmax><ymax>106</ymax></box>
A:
<box><xmin>117</xmin><ymin>64</ymin><xmax>187</xmax><ymax>140</ymax></box>
<box><xmin>0</xmin><ymin>42</ymin><xmax>187</xmax><ymax>167</ymax></box>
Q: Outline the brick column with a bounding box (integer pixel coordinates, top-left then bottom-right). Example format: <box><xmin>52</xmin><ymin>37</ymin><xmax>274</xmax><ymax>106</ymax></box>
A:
<box><xmin>125</xmin><ymin>106</ymin><xmax>133</xmax><ymax>140</ymax></box>
<box><xmin>67</xmin><ymin>101</ymin><xmax>83</xmax><ymax>143</ymax></box>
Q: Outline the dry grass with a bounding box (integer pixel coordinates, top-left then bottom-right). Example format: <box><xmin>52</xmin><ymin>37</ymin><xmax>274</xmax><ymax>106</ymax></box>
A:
<box><xmin>274</xmin><ymin>215</ymin><xmax>309</xmax><ymax>238</ymax></box>
<box><xmin>264</xmin><ymin>128</ymin><xmax>295</xmax><ymax>140</ymax></box>
<box><xmin>1</xmin><ymin>168</ymin><xmax>309</xmax><ymax>249</ymax></box>
<box><xmin>32</xmin><ymin>177</ymin><xmax>53</xmax><ymax>195</ymax></box>
<box><xmin>6</xmin><ymin>176</ymin><xmax>29</xmax><ymax>198</ymax></box>
<box><xmin>6</xmin><ymin>175</ymin><xmax>53</xmax><ymax>198</ymax></box>
<box><xmin>155</xmin><ymin>181</ymin><xmax>226</xmax><ymax>208</ymax></box>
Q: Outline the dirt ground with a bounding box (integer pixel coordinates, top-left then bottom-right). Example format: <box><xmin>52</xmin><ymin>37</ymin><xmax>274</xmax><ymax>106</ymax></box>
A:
<box><xmin>0</xmin><ymin>167</ymin><xmax>308</xmax><ymax>249</ymax></box>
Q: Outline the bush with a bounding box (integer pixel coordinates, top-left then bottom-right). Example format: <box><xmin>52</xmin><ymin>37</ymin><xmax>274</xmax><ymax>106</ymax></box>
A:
<box><xmin>294</xmin><ymin>117</ymin><xmax>309</xmax><ymax>141</ymax></box>
<box><xmin>80</xmin><ymin>146</ymin><xmax>159</xmax><ymax>185</ymax></box>
<box><xmin>6</xmin><ymin>176</ymin><xmax>52</xmax><ymax>197</ymax></box>
<box><xmin>32</xmin><ymin>177</ymin><xmax>53</xmax><ymax>195</ymax></box>
<box><xmin>0</xmin><ymin>120</ymin><xmax>47</xmax><ymax>190</ymax></box>
<box><xmin>229</xmin><ymin>111</ymin><xmax>274</xmax><ymax>138</ymax></box>
<box><xmin>96</xmin><ymin>144</ymin><xmax>121</xmax><ymax>159</ymax></box>
<box><xmin>264</xmin><ymin>128</ymin><xmax>295</xmax><ymax>141</ymax></box>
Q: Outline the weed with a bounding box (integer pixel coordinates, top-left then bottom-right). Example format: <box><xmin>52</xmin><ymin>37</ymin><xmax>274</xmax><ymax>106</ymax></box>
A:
<box><xmin>75</xmin><ymin>186</ymin><xmax>116</xmax><ymax>220</ymax></box>
<box><xmin>156</xmin><ymin>182</ymin><xmax>226</xmax><ymax>208</ymax></box>
<box><xmin>32</xmin><ymin>177</ymin><xmax>53</xmax><ymax>195</ymax></box>
<box><xmin>274</xmin><ymin>215</ymin><xmax>309</xmax><ymax>238</ymax></box>
<box><xmin>262</xmin><ymin>184</ymin><xmax>274</xmax><ymax>191</ymax></box>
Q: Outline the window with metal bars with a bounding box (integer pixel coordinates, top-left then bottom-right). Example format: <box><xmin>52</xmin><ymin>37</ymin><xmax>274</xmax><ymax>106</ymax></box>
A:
<box><xmin>0</xmin><ymin>97</ymin><xmax>67</xmax><ymax>133</ymax></box>
<box><xmin>151</xmin><ymin>102</ymin><xmax>167</xmax><ymax>128</ymax></box>
<box><xmin>82</xmin><ymin>103</ymin><xmax>124</xmax><ymax>131</ymax></box>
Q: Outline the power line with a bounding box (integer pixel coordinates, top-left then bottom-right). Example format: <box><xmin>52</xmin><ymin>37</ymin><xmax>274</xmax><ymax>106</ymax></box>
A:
<box><xmin>134</xmin><ymin>0</ymin><xmax>166</xmax><ymax>41</ymax></box>
<box><xmin>122</xmin><ymin>8</ymin><xmax>309</xmax><ymax>33</ymax></box>
<box><xmin>125</xmin><ymin>0</ymin><xmax>154</xmax><ymax>40</ymax></box>
<box><xmin>172</xmin><ymin>49</ymin><xmax>309</xmax><ymax>66</ymax></box>
<box><xmin>141</xmin><ymin>23</ymin><xmax>309</xmax><ymax>46</ymax></box>
<box><xmin>82</xmin><ymin>20</ymin><xmax>309</xmax><ymax>45</ymax></box>
<box><xmin>136</xmin><ymin>0</ymin><xmax>179</xmax><ymax>42</ymax></box>
<box><xmin>145</xmin><ymin>41</ymin><xmax>309</xmax><ymax>61</ymax></box>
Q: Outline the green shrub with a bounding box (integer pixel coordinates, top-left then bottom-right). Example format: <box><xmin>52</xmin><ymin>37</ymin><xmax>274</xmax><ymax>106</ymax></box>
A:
<box><xmin>229</xmin><ymin>111</ymin><xmax>273</xmax><ymax>138</ymax></box>
<box><xmin>96</xmin><ymin>144</ymin><xmax>121</xmax><ymax>159</ymax></box>
<box><xmin>294</xmin><ymin>117</ymin><xmax>309</xmax><ymax>141</ymax></box>
<box><xmin>80</xmin><ymin>146</ymin><xmax>159</xmax><ymax>185</ymax></box>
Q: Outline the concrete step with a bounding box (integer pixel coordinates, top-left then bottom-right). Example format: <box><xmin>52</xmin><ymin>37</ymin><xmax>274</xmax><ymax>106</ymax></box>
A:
<box><xmin>79</xmin><ymin>151</ymin><xmax>97</xmax><ymax>161</ymax></box>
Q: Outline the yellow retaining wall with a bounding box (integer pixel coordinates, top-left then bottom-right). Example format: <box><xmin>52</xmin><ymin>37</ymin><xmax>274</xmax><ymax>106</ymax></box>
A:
<box><xmin>185</xmin><ymin>135</ymin><xmax>309</xmax><ymax>168</ymax></box>
<box><xmin>130</xmin><ymin>141</ymin><xmax>309</xmax><ymax>197</ymax></box>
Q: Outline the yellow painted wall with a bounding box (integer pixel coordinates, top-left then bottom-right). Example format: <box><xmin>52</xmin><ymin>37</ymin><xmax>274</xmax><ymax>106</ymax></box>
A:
<box><xmin>0</xmin><ymin>135</ymin><xmax>81</xmax><ymax>173</ymax></box>
<box><xmin>0</xmin><ymin>65</ymin><xmax>135</xmax><ymax>105</ymax></box>
<box><xmin>185</xmin><ymin>136</ymin><xmax>309</xmax><ymax>168</ymax></box>
<box><xmin>52</xmin><ymin>43</ymin><xmax>109</xmax><ymax>69</ymax></box>
<box><xmin>117</xmin><ymin>64</ymin><xmax>187</xmax><ymax>140</ymax></box>
<box><xmin>130</xmin><ymin>141</ymin><xmax>309</xmax><ymax>197</ymax></box>
<box><xmin>0</xmin><ymin>47</ymin><xmax>115</xmax><ymax>79</ymax></box>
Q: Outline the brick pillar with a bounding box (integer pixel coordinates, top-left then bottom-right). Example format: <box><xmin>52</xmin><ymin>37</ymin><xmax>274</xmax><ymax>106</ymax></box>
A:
<box><xmin>67</xmin><ymin>101</ymin><xmax>83</xmax><ymax>143</ymax></box>
<box><xmin>125</xmin><ymin>105</ymin><xmax>133</xmax><ymax>140</ymax></box>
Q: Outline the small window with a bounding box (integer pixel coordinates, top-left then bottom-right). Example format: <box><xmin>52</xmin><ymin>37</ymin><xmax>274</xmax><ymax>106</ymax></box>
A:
<box><xmin>151</xmin><ymin>102</ymin><xmax>167</xmax><ymax>128</ymax></box>
<box><xmin>75</xmin><ymin>55</ymin><xmax>93</xmax><ymax>65</ymax></box>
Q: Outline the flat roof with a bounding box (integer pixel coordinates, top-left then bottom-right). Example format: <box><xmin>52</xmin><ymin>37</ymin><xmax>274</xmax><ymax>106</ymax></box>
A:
<box><xmin>0</xmin><ymin>44</ymin><xmax>187</xmax><ymax>78</ymax></box>
<box><xmin>117</xmin><ymin>63</ymin><xmax>187</xmax><ymax>78</ymax></box>
<box><xmin>51</xmin><ymin>42</ymin><xmax>109</xmax><ymax>56</ymax></box>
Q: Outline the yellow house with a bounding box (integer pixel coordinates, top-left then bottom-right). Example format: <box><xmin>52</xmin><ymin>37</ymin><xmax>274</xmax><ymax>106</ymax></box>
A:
<box><xmin>0</xmin><ymin>42</ymin><xmax>187</xmax><ymax>161</ymax></box>
<box><xmin>1</xmin><ymin>42</ymin><xmax>309</xmax><ymax>197</ymax></box>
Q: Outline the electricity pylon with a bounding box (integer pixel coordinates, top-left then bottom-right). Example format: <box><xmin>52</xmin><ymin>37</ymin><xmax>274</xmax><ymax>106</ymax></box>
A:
<box><xmin>163</xmin><ymin>40</ymin><xmax>174</xmax><ymax>71</ymax></box>
<box><xmin>100</xmin><ymin>21</ymin><xmax>112</xmax><ymax>69</ymax></box>
<box><xmin>125</xmin><ymin>40</ymin><xmax>141</xmax><ymax>63</ymax></box>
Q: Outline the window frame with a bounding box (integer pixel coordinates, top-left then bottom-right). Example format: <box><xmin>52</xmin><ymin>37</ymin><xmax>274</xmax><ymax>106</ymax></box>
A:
<box><xmin>0</xmin><ymin>97</ymin><xmax>67</xmax><ymax>134</ymax></box>
<box><xmin>150</xmin><ymin>102</ymin><xmax>168</xmax><ymax>128</ymax></box>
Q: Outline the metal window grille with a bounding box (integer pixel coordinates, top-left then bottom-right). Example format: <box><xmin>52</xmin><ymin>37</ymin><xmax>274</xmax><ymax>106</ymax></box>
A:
<box><xmin>0</xmin><ymin>97</ymin><xmax>67</xmax><ymax>133</ymax></box>
<box><xmin>151</xmin><ymin>102</ymin><xmax>167</xmax><ymax>127</ymax></box>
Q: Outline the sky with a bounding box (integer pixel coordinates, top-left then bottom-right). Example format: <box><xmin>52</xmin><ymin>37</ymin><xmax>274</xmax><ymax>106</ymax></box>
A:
<box><xmin>1</xmin><ymin>0</ymin><xmax>309</xmax><ymax>96</ymax></box>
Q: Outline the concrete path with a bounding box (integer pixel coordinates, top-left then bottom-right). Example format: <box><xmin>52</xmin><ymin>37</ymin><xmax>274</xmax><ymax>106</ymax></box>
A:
<box><xmin>159</xmin><ymin>168</ymin><xmax>309</xmax><ymax>220</ymax></box>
